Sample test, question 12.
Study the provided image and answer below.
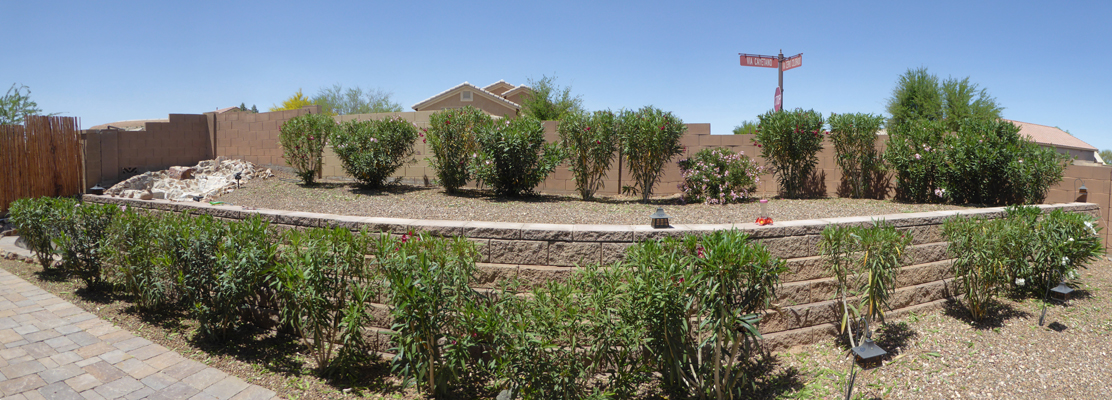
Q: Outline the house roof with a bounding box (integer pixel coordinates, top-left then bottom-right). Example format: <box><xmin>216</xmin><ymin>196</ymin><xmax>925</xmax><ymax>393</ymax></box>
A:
<box><xmin>483</xmin><ymin>80</ymin><xmax>516</xmax><ymax>95</ymax></box>
<box><xmin>214</xmin><ymin>106</ymin><xmax>239</xmax><ymax>114</ymax></box>
<box><xmin>1006</xmin><ymin>119</ymin><xmax>1097</xmax><ymax>151</ymax></box>
<box><xmin>87</xmin><ymin>119</ymin><xmax>169</xmax><ymax>131</ymax></box>
<box><xmin>501</xmin><ymin>85</ymin><xmax>533</xmax><ymax>99</ymax></box>
<box><xmin>410</xmin><ymin>81</ymin><xmax>521</xmax><ymax>111</ymax></box>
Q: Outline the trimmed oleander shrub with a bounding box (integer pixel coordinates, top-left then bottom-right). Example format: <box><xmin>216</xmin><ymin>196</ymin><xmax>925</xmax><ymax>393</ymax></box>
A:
<box><xmin>104</xmin><ymin>208</ymin><xmax>174</xmax><ymax>311</ymax></box>
<box><xmin>678</xmin><ymin>147</ymin><xmax>763</xmax><ymax>205</ymax></box>
<box><xmin>618</xmin><ymin>106</ymin><xmax>687</xmax><ymax>202</ymax></box>
<box><xmin>557</xmin><ymin>110</ymin><xmax>620</xmax><ymax>200</ymax></box>
<box><xmin>53</xmin><ymin>201</ymin><xmax>118</xmax><ymax>289</ymax></box>
<box><xmin>828</xmin><ymin>113</ymin><xmax>886</xmax><ymax>199</ymax></box>
<box><xmin>7</xmin><ymin>196</ymin><xmax>72</xmax><ymax>270</ymax></box>
<box><xmin>426</xmin><ymin>106</ymin><xmax>491</xmax><ymax>192</ymax></box>
<box><xmin>331</xmin><ymin>116</ymin><xmax>419</xmax><ymax>188</ymax></box>
<box><xmin>753</xmin><ymin>109</ymin><xmax>826</xmax><ymax>198</ymax></box>
<box><xmin>279</xmin><ymin>112</ymin><xmax>336</xmax><ymax>185</ymax></box>
<box><xmin>819</xmin><ymin>221</ymin><xmax>911</xmax><ymax>340</ymax></box>
<box><xmin>471</xmin><ymin>115</ymin><xmax>564</xmax><ymax>197</ymax></box>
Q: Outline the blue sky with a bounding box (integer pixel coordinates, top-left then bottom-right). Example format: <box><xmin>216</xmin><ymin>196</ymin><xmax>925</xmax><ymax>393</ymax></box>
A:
<box><xmin>4</xmin><ymin>1</ymin><xmax>1111</xmax><ymax>150</ymax></box>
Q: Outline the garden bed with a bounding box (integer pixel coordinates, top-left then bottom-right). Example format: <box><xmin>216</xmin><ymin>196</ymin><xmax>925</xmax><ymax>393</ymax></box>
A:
<box><xmin>212</xmin><ymin>171</ymin><xmax>971</xmax><ymax>226</ymax></box>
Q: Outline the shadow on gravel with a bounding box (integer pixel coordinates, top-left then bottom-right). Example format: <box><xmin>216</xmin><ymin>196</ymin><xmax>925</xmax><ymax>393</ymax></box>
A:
<box><xmin>741</xmin><ymin>352</ymin><xmax>807</xmax><ymax>400</ymax></box>
<box><xmin>349</xmin><ymin>183</ymin><xmax>436</xmax><ymax>197</ymax></box>
<box><xmin>831</xmin><ymin>321</ymin><xmax>918</xmax><ymax>361</ymax></box>
<box><xmin>73</xmin><ymin>284</ymin><xmax>132</xmax><ymax>305</ymax></box>
<box><xmin>941</xmin><ymin>299</ymin><xmax>1030</xmax><ymax>329</ymax></box>
<box><xmin>32</xmin><ymin>266</ymin><xmax>70</xmax><ymax>283</ymax></box>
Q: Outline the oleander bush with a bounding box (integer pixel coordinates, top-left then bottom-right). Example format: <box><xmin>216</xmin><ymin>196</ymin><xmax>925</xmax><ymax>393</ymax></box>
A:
<box><xmin>619</xmin><ymin>106</ymin><xmax>687</xmax><ymax>202</ymax></box>
<box><xmin>828</xmin><ymin>113</ymin><xmax>887</xmax><ymax>199</ymax></box>
<box><xmin>279</xmin><ymin>112</ymin><xmax>336</xmax><ymax>185</ymax></box>
<box><xmin>53</xmin><ymin>201</ymin><xmax>118</xmax><ymax>289</ymax></box>
<box><xmin>819</xmin><ymin>222</ymin><xmax>911</xmax><ymax>339</ymax></box>
<box><xmin>678</xmin><ymin>147</ymin><xmax>763</xmax><ymax>205</ymax></box>
<box><xmin>426</xmin><ymin>106</ymin><xmax>491</xmax><ymax>192</ymax></box>
<box><xmin>104</xmin><ymin>208</ymin><xmax>173</xmax><ymax>311</ymax></box>
<box><xmin>753</xmin><ymin>109</ymin><xmax>826</xmax><ymax>199</ymax></box>
<box><xmin>332</xmin><ymin>116</ymin><xmax>419</xmax><ymax>188</ymax></box>
<box><xmin>471</xmin><ymin>115</ymin><xmax>564</xmax><ymax>197</ymax></box>
<box><xmin>7</xmin><ymin>196</ymin><xmax>72</xmax><ymax>270</ymax></box>
<box><xmin>557</xmin><ymin>110</ymin><xmax>620</xmax><ymax>200</ymax></box>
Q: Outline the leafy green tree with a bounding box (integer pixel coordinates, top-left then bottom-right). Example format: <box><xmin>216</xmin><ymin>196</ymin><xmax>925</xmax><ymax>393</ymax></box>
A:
<box><xmin>520</xmin><ymin>74</ymin><xmax>583</xmax><ymax>120</ymax></box>
<box><xmin>1</xmin><ymin>83</ymin><xmax>52</xmax><ymax>125</ymax></box>
<box><xmin>1100</xmin><ymin>149</ymin><xmax>1112</xmax><ymax>165</ymax></box>
<box><xmin>312</xmin><ymin>84</ymin><xmax>402</xmax><ymax>116</ymax></box>
<box><xmin>269</xmin><ymin>89</ymin><xmax>314</xmax><ymax>112</ymax></box>
<box><xmin>250</xmin><ymin>105</ymin><xmax>258</xmax><ymax>113</ymax></box>
<box><xmin>732</xmin><ymin>120</ymin><xmax>758</xmax><ymax>135</ymax></box>
<box><xmin>886</xmin><ymin>67</ymin><xmax>1003</xmax><ymax>131</ymax></box>
<box><xmin>239</xmin><ymin>102</ymin><xmax>248</xmax><ymax>111</ymax></box>
<box><xmin>619</xmin><ymin>106</ymin><xmax>687</xmax><ymax>202</ymax></box>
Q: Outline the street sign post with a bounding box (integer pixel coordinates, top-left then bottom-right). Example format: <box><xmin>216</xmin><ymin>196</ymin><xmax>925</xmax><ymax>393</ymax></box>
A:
<box><xmin>739</xmin><ymin>50</ymin><xmax>802</xmax><ymax>110</ymax></box>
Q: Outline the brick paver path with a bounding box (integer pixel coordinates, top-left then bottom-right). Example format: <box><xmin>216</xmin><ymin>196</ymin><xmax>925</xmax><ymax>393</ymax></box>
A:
<box><xmin>0</xmin><ymin>267</ymin><xmax>281</xmax><ymax>400</ymax></box>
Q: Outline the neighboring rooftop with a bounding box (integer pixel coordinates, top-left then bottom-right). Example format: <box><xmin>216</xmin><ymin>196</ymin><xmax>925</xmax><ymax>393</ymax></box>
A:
<box><xmin>87</xmin><ymin>119</ymin><xmax>169</xmax><ymax>131</ymax></box>
<box><xmin>1006</xmin><ymin>119</ymin><xmax>1097</xmax><ymax>151</ymax></box>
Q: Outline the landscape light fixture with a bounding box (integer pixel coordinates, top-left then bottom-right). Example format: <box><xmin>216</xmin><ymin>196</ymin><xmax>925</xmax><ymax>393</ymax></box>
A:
<box><xmin>1039</xmin><ymin>271</ymin><xmax>1074</xmax><ymax>326</ymax></box>
<box><xmin>88</xmin><ymin>184</ymin><xmax>105</xmax><ymax>196</ymax></box>
<box><xmin>234</xmin><ymin>172</ymin><xmax>242</xmax><ymax>188</ymax></box>
<box><xmin>1075</xmin><ymin>178</ymin><xmax>1088</xmax><ymax>198</ymax></box>
<box><xmin>650</xmin><ymin>208</ymin><xmax>671</xmax><ymax>229</ymax></box>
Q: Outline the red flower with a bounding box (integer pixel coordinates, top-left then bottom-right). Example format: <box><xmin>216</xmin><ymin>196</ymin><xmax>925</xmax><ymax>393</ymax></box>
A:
<box><xmin>585</xmin><ymin>127</ymin><xmax>591</xmax><ymax>131</ymax></box>
<box><xmin>757</xmin><ymin>144</ymin><xmax>762</xmax><ymax>148</ymax></box>
<box><xmin>596</xmin><ymin>140</ymin><xmax>601</xmax><ymax>144</ymax></box>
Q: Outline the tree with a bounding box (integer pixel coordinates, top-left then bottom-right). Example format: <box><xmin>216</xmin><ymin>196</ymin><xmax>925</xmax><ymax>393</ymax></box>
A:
<box><xmin>1101</xmin><ymin>150</ymin><xmax>1112</xmax><ymax>165</ymax></box>
<box><xmin>269</xmin><ymin>89</ymin><xmax>313</xmax><ymax>112</ymax></box>
<box><xmin>520</xmin><ymin>74</ymin><xmax>584</xmax><ymax>121</ymax></box>
<box><xmin>239</xmin><ymin>102</ymin><xmax>248</xmax><ymax>111</ymax></box>
<box><xmin>250</xmin><ymin>105</ymin><xmax>258</xmax><ymax>113</ymax></box>
<box><xmin>312</xmin><ymin>84</ymin><xmax>402</xmax><ymax>116</ymax></box>
<box><xmin>886</xmin><ymin>67</ymin><xmax>1003</xmax><ymax>131</ymax></box>
<box><xmin>1</xmin><ymin>83</ymin><xmax>50</xmax><ymax>125</ymax></box>
<box><xmin>732</xmin><ymin>120</ymin><xmax>758</xmax><ymax>135</ymax></box>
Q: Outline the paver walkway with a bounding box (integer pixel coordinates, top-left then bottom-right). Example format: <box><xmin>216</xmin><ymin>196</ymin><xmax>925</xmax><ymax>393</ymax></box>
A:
<box><xmin>0</xmin><ymin>237</ymin><xmax>281</xmax><ymax>400</ymax></box>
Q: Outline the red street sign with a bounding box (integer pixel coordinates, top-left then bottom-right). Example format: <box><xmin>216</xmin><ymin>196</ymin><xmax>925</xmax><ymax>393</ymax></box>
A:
<box><xmin>774</xmin><ymin>87</ymin><xmax>782</xmax><ymax>111</ymax></box>
<box><xmin>740</xmin><ymin>53</ymin><xmax>778</xmax><ymax>68</ymax></box>
<box><xmin>782</xmin><ymin>53</ymin><xmax>802</xmax><ymax>71</ymax></box>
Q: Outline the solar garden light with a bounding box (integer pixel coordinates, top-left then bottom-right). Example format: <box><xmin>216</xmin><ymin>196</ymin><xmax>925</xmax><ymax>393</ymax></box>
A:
<box><xmin>1075</xmin><ymin>178</ymin><xmax>1088</xmax><ymax>199</ymax></box>
<box><xmin>650</xmin><ymin>207</ymin><xmax>671</xmax><ymax>229</ymax></box>
<box><xmin>1039</xmin><ymin>270</ymin><xmax>1075</xmax><ymax>326</ymax></box>
<box><xmin>844</xmin><ymin>317</ymin><xmax>887</xmax><ymax>400</ymax></box>
<box><xmin>88</xmin><ymin>184</ymin><xmax>105</xmax><ymax>195</ymax></box>
<box><xmin>234</xmin><ymin>171</ymin><xmax>243</xmax><ymax>188</ymax></box>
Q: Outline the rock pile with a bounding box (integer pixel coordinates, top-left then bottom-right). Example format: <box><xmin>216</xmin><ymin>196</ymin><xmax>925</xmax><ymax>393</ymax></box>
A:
<box><xmin>106</xmin><ymin>158</ymin><xmax>272</xmax><ymax>202</ymax></box>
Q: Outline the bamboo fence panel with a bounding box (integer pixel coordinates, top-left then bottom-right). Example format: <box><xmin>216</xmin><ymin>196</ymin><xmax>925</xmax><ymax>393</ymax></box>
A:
<box><xmin>0</xmin><ymin>116</ymin><xmax>83</xmax><ymax>214</ymax></box>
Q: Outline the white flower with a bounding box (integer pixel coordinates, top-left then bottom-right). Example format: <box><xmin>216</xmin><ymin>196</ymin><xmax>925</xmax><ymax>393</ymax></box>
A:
<box><xmin>1085</xmin><ymin>221</ymin><xmax>1097</xmax><ymax>236</ymax></box>
<box><xmin>1015</xmin><ymin>278</ymin><xmax>1026</xmax><ymax>287</ymax></box>
<box><xmin>1062</xmin><ymin>256</ymin><xmax>1070</xmax><ymax>266</ymax></box>
<box><xmin>1068</xmin><ymin>237</ymin><xmax>1074</xmax><ymax>242</ymax></box>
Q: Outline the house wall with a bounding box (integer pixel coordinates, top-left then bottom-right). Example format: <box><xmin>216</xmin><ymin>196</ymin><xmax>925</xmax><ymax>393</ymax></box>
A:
<box><xmin>415</xmin><ymin>89</ymin><xmax>518</xmax><ymax>118</ymax></box>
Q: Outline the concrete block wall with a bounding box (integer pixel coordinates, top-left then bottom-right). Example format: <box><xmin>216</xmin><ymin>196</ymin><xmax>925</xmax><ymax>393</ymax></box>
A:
<box><xmin>79</xmin><ymin>194</ymin><xmax>1100</xmax><ymax>350</ymax></box>
<box><xmin>213</xmin><ymin>106</ymin><xmax>320</xmax><ymax>170</ymax></box>
<box><xmin>81</xmin><ymin>114</ymin><xmax>212</xmax><ymax>186</ymax></box>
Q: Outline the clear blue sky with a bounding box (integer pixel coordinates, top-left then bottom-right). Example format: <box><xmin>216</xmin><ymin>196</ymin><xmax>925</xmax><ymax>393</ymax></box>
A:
<box><xmin>4</xmin><ymin>1</ymin><xmax>1111</xmax><ymax>150</ymax></box>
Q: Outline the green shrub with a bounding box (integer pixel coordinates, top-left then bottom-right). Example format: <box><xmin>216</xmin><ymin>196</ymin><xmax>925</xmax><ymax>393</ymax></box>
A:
<box><xmin>279</xmin><ymin>113</ymin><xmax>336</xmax><ymax>185</ymax></box>
<box><xmin>471</xmin><ymin>115</ymin><xmax>563</xmax><ymax>197</ymax></box>
<box><xmin>7</xmin><ymin>196</ymin><xmax>72</xmax><ymax>270</ymax></box>
<box><xmin>276</xmin><ymin>227</ymin><xmax>377</xmax><ymax>376</ymax></box>
<box><xmin>828</xmin><ymin>113</ymin><xmax>886</xmax><ymax>199</ymax></box>
<box><xmin>1028</xmin><ymin>209</ymin><xmax>1103</xmax><ymax>291</ymax></box>
<box><xmin>156</xmin><ymin>213</ymin><xmax>228</xmax><ymax>329</ymax></box>
<box><xmin>426</xmin><ymin>107</ymin><xmax>491</xmax><ymax>192</ymax></box>
<box><xmin>885</xmin><ymin>118</ymin><xmax>1068</xmax><ymax>205</ymax></box>
<box><xmin>753</xmin><ymin>109</ymin><xmax>826</xmax><ymax>198</ymax></box>
<box><xmin>379</xmin><ymin>231</ymin><xmax>479</xmax><ymax>395</ymax></box>
<box><xmin>820</xmin><ymin>222</ymin><xmax>911</xmax><ymax>338</ymax></box>
<box><xmin>104</xmin><ymin>208</ymin><xmax>174</xmax><ymax>311</ymax></box>
<box><xmin>944</xmin><ymin>215</ymin><xmax>1010</xmax><ymax>320</ymax></box>
<box><xmin>557</xmin><ymin>110</ymin><xmax>620</xmax><ymax>200</ymax></box>
<box><xmin>331</xmin><ymin>116</ymin><xmax>419</xmax><ymax>188</ymax></box>
<box><xmin>204</xmin><ymin>216</ymin><xmax>277</xmax><ymax>339</ymax></box>
<box><xmin>618</xmin><ymin>106</ymin><xmax>687</xmax><ymax>202</ymax></box>
<box><xmin>53</xmin><ymin>202</ymin><xmax>118</xmax><ymax>289</ymax></box>
<box><xmin>622</xmin><ymin>230</ymin><xmax>786</xmax><ymax>398</ymax></box>
<box><xmin>491</xmin><ymin>265</ymin><xmax>648</xmax><ymax>400</ymax></box>
<box><xmin>678</xmin><ymin>147</ymin><xmax>763</xmax><ymax>205</ymax></box>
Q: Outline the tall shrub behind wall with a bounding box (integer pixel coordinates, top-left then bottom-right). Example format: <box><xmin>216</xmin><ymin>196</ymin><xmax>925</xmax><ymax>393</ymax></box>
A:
<box><xmin>828</xmin><ymin>113</ymin><xmax>886</xmax><ymax>199</ymax></box>
<box><xmin>618</xmin><ymin>106</ymin><xmax>686</xmax><ymax>202</ymax></box>
<box><xmin>753</xmin><ymin>109</ymin><xmax>826</xmax><ymax>198</ymax></box>
<box><xmin>425</xmin><ymin>106</ymin><xmax>491</xmax><ymax>192</ymax></box>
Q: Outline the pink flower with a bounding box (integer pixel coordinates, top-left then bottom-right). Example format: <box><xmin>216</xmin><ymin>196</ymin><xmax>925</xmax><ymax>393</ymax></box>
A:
<box><xmin>914</xmin><ymin>153</ymin><xmax>921</xmax><ymax>160</ymax></box>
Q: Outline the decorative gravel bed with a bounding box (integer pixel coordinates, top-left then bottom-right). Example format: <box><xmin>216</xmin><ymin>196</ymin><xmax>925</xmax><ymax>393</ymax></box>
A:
<box><xmin>214</xmin><ymin>171</ymin><xmax>971</xmax><ymax>225</ymax></box>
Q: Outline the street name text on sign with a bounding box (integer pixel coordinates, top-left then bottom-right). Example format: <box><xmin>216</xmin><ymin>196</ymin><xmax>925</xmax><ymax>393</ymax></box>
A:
<box><xmin>782</xmin><ymin>54</ymin><xmax>802</xmax><ymax>71</ymax></box>
<box><xmin>738</xmin><ymin>50</ymin><xmax>803</xmax><ymax>110</ymax></box>
<box><xmin>740</xmin><ymin>54</ymin><xmax>778</xmax><ymax>68</ymax></box>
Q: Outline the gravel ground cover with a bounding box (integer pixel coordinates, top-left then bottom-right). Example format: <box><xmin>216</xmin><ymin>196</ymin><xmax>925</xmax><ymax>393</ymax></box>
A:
<box><xmin>213</xmin><ymin>171</ymin><xmax>970</xmax><ymax>225</ymax></box>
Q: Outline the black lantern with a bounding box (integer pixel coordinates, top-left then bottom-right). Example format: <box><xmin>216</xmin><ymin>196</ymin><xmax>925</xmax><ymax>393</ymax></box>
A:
<box><xmin>650</xmin><ymin>208</ymin><xmax>670</xmax><ymax>229</ymax></box>
<box><xmin>234</xmin><ymin>172</ymin><xmax>243</xmax><ymax>188</ymax></box>
<box><xmin>1050</xmin><ymin>281</ymin><xmax>1075</xmax><ymax>302</ymax></box>
<box><xmin>88</xmin><ymin>184</ymin><xmax>105</xmax><ymax>196</ymax></box>
<box><xmin>1075</xmin><ymin>178</ymin><xmax>1088</xmax><ymax>199</ymax></box>
<box><xmin>851</xmin><ymin>338</ymin><xmax>888</xmax><ymax>369</ymax></box>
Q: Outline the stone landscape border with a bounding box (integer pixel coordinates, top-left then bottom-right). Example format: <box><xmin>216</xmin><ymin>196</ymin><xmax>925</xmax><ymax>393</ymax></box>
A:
<box><xmin>81</xmin><ymin>194</ymin><xmax>1101</xmax><ymax>349</ymax></box>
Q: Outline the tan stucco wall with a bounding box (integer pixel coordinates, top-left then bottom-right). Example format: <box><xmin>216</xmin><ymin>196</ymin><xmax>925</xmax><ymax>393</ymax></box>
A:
<box><xmin>81</xmin><ymin>114</ymin><xmax>212</xmax><ymax>186</ymax></box>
